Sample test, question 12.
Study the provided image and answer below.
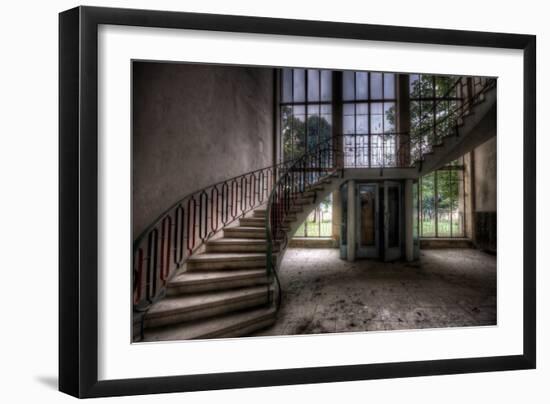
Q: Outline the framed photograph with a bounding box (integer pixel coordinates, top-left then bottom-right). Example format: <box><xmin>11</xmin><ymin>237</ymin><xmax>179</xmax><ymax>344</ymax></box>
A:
<box><xmin>59</xmin><ymin>6</ymin><xmax>536</xmax><ymax>398</ymax></box>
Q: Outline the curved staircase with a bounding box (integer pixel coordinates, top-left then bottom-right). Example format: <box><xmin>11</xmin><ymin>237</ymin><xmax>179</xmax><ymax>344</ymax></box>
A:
<box><xmin>137</xmin><ymin>175</ymin><xmax>341</xmax><ymax>342</ymax></box>
<box><xmin>134</xmin><ymin>75</ymin><xmax>496</xmax><ymax>342</ymax></box>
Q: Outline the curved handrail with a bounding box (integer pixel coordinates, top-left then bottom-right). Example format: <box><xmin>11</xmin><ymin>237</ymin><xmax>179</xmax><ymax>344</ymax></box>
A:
<box><xmin>133</xmin><ymin>75</ymin><xmax>495</xmax><ymax>314</ymax></box>
<box><xmin>264</xmin><ymin>140</ymin><xmax>338</xmax><ymax>309</ymax></box>
<box><xmin>398</xmin><ymin>77</ymin><xmax>496</xmax><ymax>168</ymax></box>
<box><xmin>133</xmin><ymin>157</ymin><xmax>299</xmax><ymax>311</ymax></box>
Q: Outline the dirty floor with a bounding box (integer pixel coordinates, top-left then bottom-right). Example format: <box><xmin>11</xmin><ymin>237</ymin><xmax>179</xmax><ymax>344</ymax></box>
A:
<box><xmin>254</xmin><ymin>248</ymin><xmax>496</xmax><ymax>336</ymax></box>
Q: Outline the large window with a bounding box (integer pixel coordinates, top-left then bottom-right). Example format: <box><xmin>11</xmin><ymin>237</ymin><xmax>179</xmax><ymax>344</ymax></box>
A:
<box><xmin>294</xmin><ymin>195</ymin><xmax>333</xmax><ymax>238</ymax></box>
<box><xmin>280</xmin><ymin>69</ymin><xmax>333</xmax><ymax>161</ymax></box>
<box><xmin>343</xmin><ymin>71</ymin><xmax>396</xmax><ymax>167</ymax></box>
<box><xmin>409</xmin><ymin>74</ymin><xmax>459</xmax><ymax>157</ymax></box>
<box><xmin>419</xmin><ymin>159</ymin><xmax>465</xmax><ymax>238</ymax></box>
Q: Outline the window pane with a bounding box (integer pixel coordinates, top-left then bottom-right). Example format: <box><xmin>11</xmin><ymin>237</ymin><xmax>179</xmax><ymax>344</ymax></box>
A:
<box><xmin>410</xmin><ymin>74</ymin><xmax>420</xmax><ymax>97</ymax></box>
<box><xmin>282</xmin><ymin>68</ymin><xmax>293</xmax><ymax>103</ymax></box>
<box><xmin>292</xmin><ymin>111</ymin><xmax>306</xmax><ymax>156</ymax></box>
<box><xmin>293</xmin><ymin>69</ymin><xmax>305</xmax><ymax>102</ymax></box>
<box><xmin>370</xmin><ymin>73</ymin><xmax>383</xmax><ymax>99</ymax></box>
<box><xmin>281</xmin><ymin>105</ymin><xmax>294</xmax><ymax>160</ymax></box>
<box><xmin>343</xmin><ymin>103</ymin><xmax>355</xmax><ymax>115</ymax></box>
<box><xmin>437</xmin><ymin>171</ymin><xmax>451</xmax><ymax>237</ymax></box>
<box><xmin>343</xmin><ymin>115</ymin><xmax>354</xmax><ymax>134</ymax></box>
<box><xmin>307</xmin><ymin>69</ymin><xmax>320</xmax><ymax>102</ymax></box>
<box><xmin>356</xmin><ymin>115</ymin><xmax>368</xmax><ymax>134</ymax></box>
<box><xmin>356</xmin><ymin>136</ymin><xmax>368</xmax><ymax>166</ymax></box>
<box><xmin>420</xmin><ymin>75</ymin><xmax>434</xmax><ymax>98</ymax></box>
<box><xmin>307</xmin><ymin>104</ymin><xmax>320</xmax><ymax>115</ymax></box>
<box><xmin>293</xmin><ymin>104</ymin><xmax>305</xmax><ymax>115</ymax></box>
<box><xmin>384</xmin><ymin>135</ymin><xmax>397</xmax><ymax>167</ymax></box>
<box><xmin>371</xmin><ymin>135</ymin><xmax>382</xmax><ymax>166</ymax></box>
<box><xmin>371</xmin><ymin>115</ymin><xmax>383</xmax><ymax>134</ymax></box>
<box><xmin>343</xmin><ymin>71</ymin><xmax>355</xmax><ymax>101</ymax></box>
<box><xmin>435</xmin><ymin>76</ymin><xmax>454</xmax><ymax>97</ymax></box>
<box><xmin>344</xmin><ymin>135</ymin><xmax>355</xmax><ymax>166</ymax></box>
<box><xmin>356</xmin><ymin>72</ymin><xmax>368</xmax><ymax>99</ymax></box>
<box><xmin>421</xmin><ymin>173</ymin><xmax>436</xmax><ymax>237</ymax></box>
<box><xmin>384</xmin><ymin>102</ymin><xmax>395</xmax><ymax>132</ymax></box>
<box><xmin>321</xmin><ymin>70</ymin><xmax>332</xmax><ymax>101</ymax></box>
<box><xmin>384</xmin><ymin>73</ymin><xmax>395</xmax><ymax>99</ymax></box>
<box><xmin>356</xmin><ymin>102</ymin><xmax>368</xmax><ymax>115</ymax></box>
<box><xmin>370</xmin><ymin>102</ymin><xmax>383</xmax><ymax>115</ymax></box>
<box><xmin>321</xmin><ymin>113</ymin><xmax>332</xmax><ymax>128</ymax></box>
<box><xmin>356</xmin><ymin>102</ymin><xmax>368</xmax><ymax>134</ymax></box>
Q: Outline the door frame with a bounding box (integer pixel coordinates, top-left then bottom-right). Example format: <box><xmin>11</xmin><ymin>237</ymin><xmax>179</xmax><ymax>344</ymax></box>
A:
<box><xmin>356</xmin><ymin>183</ymin><xmax>380</xmax><ymax>258</ymax></box>
<box><xmin>384</xmin><ymin>180</ymin><xmax>403</xmax><ymax>261</ymax></box>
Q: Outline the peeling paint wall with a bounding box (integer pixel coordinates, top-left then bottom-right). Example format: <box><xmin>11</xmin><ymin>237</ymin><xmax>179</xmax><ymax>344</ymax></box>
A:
<box><xmin>474</xmin><ymin>137</ymin><xmax>497</xmax><ymax>212</ymax></box>
<box><xmin>473</xmin><ymin>136</ymin><xmax>497</xmax><ymax>252</ymax></box>
<box><xmin>132</xmin><ymin>62</ymin><xmax>274</xmax><ymax>238</ymax></box>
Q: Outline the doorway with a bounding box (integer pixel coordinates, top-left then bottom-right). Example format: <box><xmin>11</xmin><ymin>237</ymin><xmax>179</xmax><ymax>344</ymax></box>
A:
<box><xmin>350</xmin><ymin>181</ymin><xmax>403</xmax><ymax>261</ymax></box>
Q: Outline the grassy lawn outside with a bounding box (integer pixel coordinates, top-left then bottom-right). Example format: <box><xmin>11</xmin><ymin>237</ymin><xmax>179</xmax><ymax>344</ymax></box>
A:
<box><xmin>421</xmin><ymin>218</ymin><xmax>463</xmax><ymax>237</ymax></box>
<box><xmin>295</xmin><ymin>219</ymin><xmax>332</xmax><ymax>237</ymax></box>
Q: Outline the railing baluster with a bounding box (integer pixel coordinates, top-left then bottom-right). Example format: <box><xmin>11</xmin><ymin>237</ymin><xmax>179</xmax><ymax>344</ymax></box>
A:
<box><xmin>146</xmin><ymin>229</ymin><xmax>159</xmax><ymax>304</ymax></box>
<box><xmin>174</xmin><ymin>204</ymin><xmax>185</xmax><ymax>267</ymax></box>
<box><xmin>210</xmin><ymin>186</ymin><xmax>219</xmax><ymax>234</ymax></box>
<box><xmin>186</xmin><ymin>197</ymin><xmax>196</xmax><ymax>255</ymax></box>
<box><xmin>133</xmin><ymin>247</ymin><xmax>144</xmax><ymax>305</ymax></box>
<box><xmin>160</xmin><ymin>216</ymin><xmax>172</xmax><ymax>283</ymax></box>
<box><xmin>221</xmin><ymin>182</ymin><xmax>229</xmax><ymax>225</ymax></box>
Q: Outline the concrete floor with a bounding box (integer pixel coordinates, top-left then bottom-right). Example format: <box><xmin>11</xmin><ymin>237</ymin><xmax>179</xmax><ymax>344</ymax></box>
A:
<box><xmin>255</xmin><ymin>248</ymin><xmax>496</xmax><ymax>336</ymax></box>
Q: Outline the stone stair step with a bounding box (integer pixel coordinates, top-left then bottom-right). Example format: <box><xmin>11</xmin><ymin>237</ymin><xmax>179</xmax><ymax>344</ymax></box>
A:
<box><xmin>299</xmin><ymin>191</ymin><xmax>317</xmax><ymax>198</ymax></box>
<box><xmin>206</xmin><ymin>237</ymin><xmax>269</xmax><ymax>253</ymax></box>
<box><xmin>143</xmin><ymin>286</ymin><xmax>269</xmax><ymax>328</ymax></box>
<box><xmin>239</xmin><ymin>217</ymin><xmax>268</xmax><ymax>227</ymax></box>
<box><xmin>241</xmin><ymin>216</ymin><xmax>297</xmax><ymax>225</ymax></box>
<box><xmin>167</xmin><ymin>269</ymin><xmax>269</xmax><ymax>295</ymax></box>
<box><xmin>253</xmin><ymin>206</ymin><xmax>303</xmax><ymax>217</ymax></box>
<box><xmin>187</xmin><ymin>252</ymin><xmax>267</xmax><ymax>270</ymax></box>
<box><xmin>142</xmin><ymin>306</ymin><xmax>277</xmax><ymax>342</ymax></box>
<box><xmin>224</xmin><ymin>226</ymin><xmax>268</xmax><ymax>239</ymax></box>
<box><xmin>294</xmin><ymin>197</ymin><xmax>316</xmax><ymax>205</ymax></box>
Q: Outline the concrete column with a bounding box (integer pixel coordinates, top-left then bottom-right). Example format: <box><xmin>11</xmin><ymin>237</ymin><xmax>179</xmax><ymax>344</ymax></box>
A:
<box><xmin>469</xmin><ymin>149</ymin><xmax>477</xmax><ymax>243</ymax></box>
<box><xmin>404</xmin><ymin>179</ymin><xmax>414</xmax><ymax>262</ymax></box>
<box><xmin>332</xmin><ymin>71</ymin><xmax>344</xmax><ymax>170</ymax></box>
<box><xmin>397</xmin><ymin>74</ymin><xmax>411</xmax><ymax>166</ymax></box>
<box><xmin>332</xmin><ymin>188</ymin><xmax>341</xmax><ymax>244</ymax></box>
<box><xmin>347</xmin><ymin>180</ymin><xmax>356</xmax><ymax>261</ymax></box>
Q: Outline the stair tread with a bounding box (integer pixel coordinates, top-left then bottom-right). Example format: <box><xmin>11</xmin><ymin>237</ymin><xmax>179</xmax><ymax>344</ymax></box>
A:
<box><xmin>226</xmin><ymin>226</ymin><xmax>265</xmax><ymax>231</ymax></box>
<box><xmin>143</xmin><ymin>306</ymin><xmax>276</xmax><ymax>341</ymax></box>
<box><xmin>208</xmin><ymin>238</ymin><xmax>267</xmax><ymax>245</ymax></box>
<box><xmin>188</xmin><ymin>252</ymin><xmax>265</xmax><ymax>261</ymax></box>
<box><xmin>169</xmin><ymin>269</ymin><xmax>267</xmax><ymax>286</ymax></box>
<box><xmin>254</xmin><ymin>207</ymin><xmax>301</xmax><ymax>213</ymax></box>
<box><xmin>147</xmin><ymin>286</ymin><xmax>268</xmax><ymax>317</ymax></box>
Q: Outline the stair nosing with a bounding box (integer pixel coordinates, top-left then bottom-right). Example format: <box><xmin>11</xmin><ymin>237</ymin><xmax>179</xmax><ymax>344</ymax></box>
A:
<box><xmin>169</xmin><ymin>269</ymin><xmax>267</xmax><ymax>287</ymax></box>
<box><xmin>143</xmin><ymin>306</ymin><xmax>276</xmax><ymax>341</ymax></box>
<box><xmin>146</xmin><ymin>287</ymin><xmax>269</xmax><ymax>319</ymax></box>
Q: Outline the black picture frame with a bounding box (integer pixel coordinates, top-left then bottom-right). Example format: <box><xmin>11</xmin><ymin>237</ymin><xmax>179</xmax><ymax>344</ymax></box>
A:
<box><xmin>59</xmin><ymin>5</ymin><xmax>536</xmax><ymax>398</ymax></box>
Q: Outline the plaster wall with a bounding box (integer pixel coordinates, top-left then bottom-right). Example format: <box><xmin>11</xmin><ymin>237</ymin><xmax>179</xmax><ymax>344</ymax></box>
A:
<box><xmin>132</xmin><ymin>62</ymin><xmax>275</xmax><ymax>238</ymax></box>
<box><xmin>474</xmin><ymin>136</ymin><xmax>497</xmax><ymax>212</ymax></box>
<box><xmin>473</xmin><ymin>136</ymin><xmax>497</xmax><ymax>252</ymax></box>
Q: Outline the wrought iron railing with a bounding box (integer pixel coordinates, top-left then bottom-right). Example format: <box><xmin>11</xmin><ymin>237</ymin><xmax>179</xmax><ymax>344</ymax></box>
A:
<box><xmin>133</xmin><ymin>75</ymin><xmax>496</xmax><ymax>314</ymax></box>
<box><xmin>401</xmin><ymin>76</ymin><xmax>496</xmax><ymax>166</ymax></box>
<box><xmin>133</xmin><ymin>160</ymin><xmax>298</xmax><ymax>311</ymax></box>
<box><xmin>340</xmin><ymin>132</ymin><xmax>411</xmax><ymax>168</ymax></box>
<box><xmin>265</xmin><ymin>140</ymin><xmax>338</xmax><ymax>308</ymax></box>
